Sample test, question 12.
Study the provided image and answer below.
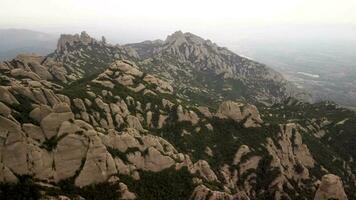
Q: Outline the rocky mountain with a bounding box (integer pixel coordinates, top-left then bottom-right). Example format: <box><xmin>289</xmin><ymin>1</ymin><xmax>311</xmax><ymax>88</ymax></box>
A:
<box><xmin>126</xmin><ymin>31</ymin><xmax>310</xmax><ymax>106</ymax></box>
<box><xmin>0</xmin><ymin>31</ymin><xmax>354</xmax><ymax>200</ymax></box>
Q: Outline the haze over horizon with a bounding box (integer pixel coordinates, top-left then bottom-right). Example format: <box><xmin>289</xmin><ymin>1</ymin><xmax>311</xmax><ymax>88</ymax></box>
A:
<box><xmin>2</xmin><ymin>0</ymin><xmax>356</xmax><ymax>107</ymax></box>
<box><xmin>1</xmin><ymin>0</ymin><xmax>356</xmax><ymax>44</ymax></box>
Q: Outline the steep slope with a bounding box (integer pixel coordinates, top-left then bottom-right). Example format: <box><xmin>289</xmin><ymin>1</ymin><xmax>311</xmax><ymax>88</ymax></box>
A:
<box><xmin>44</xmin><ymin>31</ymin><xmax>139</xmax><ymax>83</ymax></box>
<box><xmin>40</xmin><ymin>31</ymin><xmax>308</xmax><ymax>106</ymax></box>
<box><xmin>0</xmin><ymin>32</ymin><xmax>354</xmax><ymax>200</ymax></box>
<box><xmin>127</xmin><ymin>31</ymin><xmax>310</xmax><ymax>106</ymax></box>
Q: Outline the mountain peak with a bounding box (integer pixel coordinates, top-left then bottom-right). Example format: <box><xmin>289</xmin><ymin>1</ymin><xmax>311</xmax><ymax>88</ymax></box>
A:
<box><xmin>165</xmin><ymin>31</ymin><xmax>205</xmax><ymax>46</ymax></box>
<box><xmin>165</xmin><ymin>30</ymin><xmax>187</xmax><ymax>45</ymax></box>
<box><xmin>56</xmin><ymin>31</ymin><xmax>102</xmax><ymax>52</ymax></box>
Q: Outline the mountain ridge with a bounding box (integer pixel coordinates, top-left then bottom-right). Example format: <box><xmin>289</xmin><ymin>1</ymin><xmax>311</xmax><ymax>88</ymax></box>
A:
<box><xmin>127</xmin><ymin>31</ymin><xmax>311</xmax><ymax>105</ymax></box>
<box><xmin>0</xmin><ymin>31</ymin><xmax>354</xmax><ymax>200</ymax></box>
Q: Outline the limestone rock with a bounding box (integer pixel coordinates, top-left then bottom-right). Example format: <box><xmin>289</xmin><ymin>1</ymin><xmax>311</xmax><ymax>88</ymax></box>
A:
<box><xmin>75</xmin><ymin>135</ymin><xmax>117</xmax><ymax>187</ymax></box>
<box><xmin>265</xmin><ymin>123</ymin><xmax>315</xmax><ymax>181</ymax></box>
<box><xmin>73</xmin><ymin>98</ymin><xmax>86</xmax><ymax>111</ymax></box>
<box><xmin>126</xmin><ymin>115</ymin><xmax>145</xmax><ymax>132</ymax></box>
<box><xmin>0</xmin><ymin>102</ymin><xmax>11</xmax><ymax>117</ymax></box>
<box><xmin>28</xmin><ymin>62</ymin><xmax>53</xmax><ymax>80</ymax></box>
<box><xmin>54</xmin><ymin>134</ymin><xmax>88</xmax><ymax>182</ymax></box>
<box><xmin>146</xmin><ymin>111</ymin><xmax>153</xmax><ymax>127</ymax></box>
<box><xmin>191</xmin><ymin>160</ymin><xmax>218</xmax><ymax>182</ymax></box>
<box><xmin>144</xmin><ymin>147</ymin><xmax>175</xmax><ymax>171</ymax></box>
<box><xmin>216</xmin><ymin>101</ymin><xmax>262</xmax><ymax>128</ymax></box>
<box><xmin>57</xmin><ymin>31</ymin><xmax>97</xmax><ymax>52</ymax></box>
<box><xmin>233</xmin><ymin>145</ymin><xmax>251</xmax><ymax>165</ymax></box>
<box><xmin>29</xmin><ymin>105</ymin><xmax>53</xmax><ymax>123</ymax></box>
<box><xmin>191</xmin><ymin>185</ymin><xmax>235</xmax><ymax>200</ymax></box>
<box><xmin>314</xmin><ymin>174</ymin><xmax>348</xmax><ymax>200</ymax></box>
<box><xmin>143</xmin><ymin>74</ymin><xmax>173</xmax><ymax>94</ymax></box>
<box><xmin>43</xmin><ymin>89</ymin><xmax>61</xmax><ymax>106</ymax></box>
<box><xmin>22</xmin><ymin>123</ymin><xmax>46</xmax><ymax>142</ymax></box>
<box><xmin>53</xmin><ymin>102</ymin><xmax>71</xmax><ymax>113</ymax></box>
<box><xmin>197</xmin><ymin>106</ymin><xmax>212</xmax><ymax>118</ymax></box>
<box><xmin>0</xmin><ymin>86</ymin><xmax>18</xmax><ymax>105</ymax></box>
<box><xmin>32</xmin><ymin>89</ymin><xmax>48</xmax><ymax>104</ymax></box>
<box><xmin>127</xmin><ymin>147</ymin><xmax>175</xmax><ymax>172</ymax></box>
<box><xmin>40</xmin><ymin>112</ymin><xmax>74</xmax><ymax>139</ymax></box>
<box><xmin>158</xmin><ymin>114</ymin><xmax>168</xmax><ymax>128</ymax></box>
<box><xmin>239</xmin><ymin>156</ymin><xmax>261</xmax><ymax>175</ymax></box>
<box><xmin>0</xmin><ymin>163</ymin><xmax>18</xmax><ymax>183</ymax></box>
<box><xmin>115</xmin><ymin>74</ymin><xmax>135</xmax><ymax>86</ymax></box>
<box><xmin>177</xmin><ymin>105</ymin><xmax>199</xmax><ymax>125</ymax></box>
<box><xmin>119</xmin><ymin>182</ymin><xmax>137</xmax><ymax>200</ymax></box>
<box><xmin>10</xmin><ymin>68</ymin><xmax>41</xmax><ymax>80</ymax></box>
<box><xmin>114</xmin><ymin>60</ymin><xmax>143</xmax><ymax>77</ymax></box>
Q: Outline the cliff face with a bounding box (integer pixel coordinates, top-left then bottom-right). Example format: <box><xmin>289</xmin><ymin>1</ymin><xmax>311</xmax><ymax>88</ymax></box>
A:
<box><xmin>57</xmin><ymin>31</ymin><xmax>95</xmax><ymax>52</ymax></box>
<box><xmin>0</xmin><ymin>32</ymin><xmax>354</xmax><ymax>200</ymax></box>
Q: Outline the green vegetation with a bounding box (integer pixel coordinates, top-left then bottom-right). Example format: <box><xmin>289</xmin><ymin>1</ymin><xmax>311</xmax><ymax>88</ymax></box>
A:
<box><xmin>158</xmin><ymin>116</ymin><xmax>280</xmax><ymax>169</ymax></box>
<box><xmin>60</xmin><ymin>72</ymin><xmax>101</xmax><ymax>99</ymax></box>
<box><xmin>10</xmin><ymin>93</ymin><xmax>38</xmax><ymax>125</ymax></box>
<box><xmin>0</xmin><ymin>175</ymin><xmax>40</xmax><ymax>200</ymax></box>
<box><xmin>120</xmin><ymin>167</ymin><xmax>195</xmax><ymax>200</ymax></box>
<box><xmin>2</xmin><ymin>36</ymin><xmax>356</xmax><ymax>199</ymax></box>
<box><xmin>43</xmin><ymin>177</ymin><xmax>121</xmax><ymax>200</ymax></box>
<box><xmin>41</xmin><ymin>133</ymin><xmax>68</xmax><ymax>151</ymax></box>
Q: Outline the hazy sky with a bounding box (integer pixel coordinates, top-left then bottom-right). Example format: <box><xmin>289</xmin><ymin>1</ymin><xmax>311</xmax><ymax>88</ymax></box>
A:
<box><xmin>1</xmin><ymin>0</ymin><xmax>356</xmax><ymax>43</ymax></box>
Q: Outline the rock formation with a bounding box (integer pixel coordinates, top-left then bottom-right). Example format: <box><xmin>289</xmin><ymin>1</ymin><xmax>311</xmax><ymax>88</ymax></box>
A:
<box><xmin>216</xmin><ymin>100</ymin><xmax>263</xmax><ymax>127</ymax></box>
<box><xmin>314</xmin><ymin>174</ymin><xmax>348</xmax><ymax>200</ymax></box>
<box><xmin>0</xmin><ymin>31</ymin><xmax>354</xmax><ymax>200</ymax></box>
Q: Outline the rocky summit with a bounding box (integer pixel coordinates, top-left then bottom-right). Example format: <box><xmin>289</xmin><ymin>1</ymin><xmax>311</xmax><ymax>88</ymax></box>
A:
<box><xmin>0</xmin><ymin>31</ymin><xmax>355</xmax><ymax>200</ymax></box>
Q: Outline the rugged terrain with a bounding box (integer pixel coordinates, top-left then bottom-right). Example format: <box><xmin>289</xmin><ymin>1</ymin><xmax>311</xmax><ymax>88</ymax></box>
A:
<box><xmin>127</xmin><ymin>31</ymin><xmax>310</xmax><ymax>106</ymax></box>
<box><xmin>0</xmin><ymin>31</ymin><xmax>354</xmax><ymax>200</ymax></box>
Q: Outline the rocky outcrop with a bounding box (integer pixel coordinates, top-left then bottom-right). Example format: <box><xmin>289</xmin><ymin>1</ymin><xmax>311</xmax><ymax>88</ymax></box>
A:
<box><xmin>262</xmin><ymin>123</ymin><xmax>316</xmax><ymax>198</ymax></box>
<box><xmin>74</xmin><ymin>134</ymin><xmax>117</xmax><ymax>187</ymax></box>
<box><xmin>40</xmin><ymin>103</ymin><xmax>74</xmax><ymax>139</ymax></box>
<box><xmin>128</xmin><ymin>31</ymin><xmax>309</xmax><ymax>104</ymax></box>
<box><xmin>177</xmin><ymin>105</ymin><xmax>199</xmax><ymax>125</ymax></box>
<box><xmin>314</xmin><ymin>174</ymin><xmax>348</xmax><ymax>200</ymax></box>
<box><xmin>119</xmin><ymin>183</ymin><xmax>136</xmax><ymax>200</ymax></box>
<box><xmin>0</xmin><ymin>31</ymin><xmax>354</xmax><ymax>200</ymax></box>
<box><xmin>190</xmin><ymin>185</ymin><xmax>236</xmax><ymax>200</ymax></box>
<box><xmin>101</xmin><ymin>128</ymin><xmax>181</xmax><ymax>173</ymax></box>
<box><xmin>191</xmin><ymin>160</ymin><xmax>218</xmax><ymax>182</ymax></box>
<box><xmin>0</xmin><ymin>86</ymin><xmax>18</xmax><ymax>105</ymax></box>
<box><xmin>127</xmin><ymin>147</ymin><xmax>175</xmax><ymax>172</ymax></box>
<box><xmin>233</xmin><ymin>145</ymin><xmax>251</xmax><ymax>165</ymax></box>
<box><xmin>216</xmin><ymin>101</ymin><xmax>263</xmax><ymax>127</ymax></box>
<box><xmin>197</xmin><ymin>106</ymin><xmax>212</xmax><ymax>118</ymax></box>
<box><xmin>57</xmin><ymin>31</ymin><xmax>98</xmax><ymax>52</ymax></box>
<box><xmin>92</xmin><ymin>60</ymin><xmax>174</xmax><ymax>96</ymax></box>
<box><xmin>0</xmin><ymin>102</ymin><xmax>11</xmax><ymax>117</ymax></box>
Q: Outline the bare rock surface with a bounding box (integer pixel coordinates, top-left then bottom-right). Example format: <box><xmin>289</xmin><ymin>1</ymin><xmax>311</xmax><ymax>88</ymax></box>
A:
<box><xmin>314</xmin><ymin>174</ymin><xmax>348</xmax><ymax>200</ymax></box>
<box><xmin>216</xmin><ymin>101</ymin><xmax>263</xmax><ymax>127</ymax></box>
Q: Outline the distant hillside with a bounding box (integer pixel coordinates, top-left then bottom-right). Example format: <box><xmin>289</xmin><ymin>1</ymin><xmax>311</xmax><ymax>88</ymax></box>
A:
<box><xmin>231</xmin><ymin>37</ymin><xmax>356</xmax><ymax>107</ymax></box>
<box><xmin>0</xmin><ymin>29</ymin><xmax>57</xmax><ymax>60</ymax></box>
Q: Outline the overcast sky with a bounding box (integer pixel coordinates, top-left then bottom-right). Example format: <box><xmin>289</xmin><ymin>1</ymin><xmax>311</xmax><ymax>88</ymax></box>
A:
<box><xmin>1</xmin><ymin>0</ymin><xmax>356</xmax><ymax>43</ymax></box>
